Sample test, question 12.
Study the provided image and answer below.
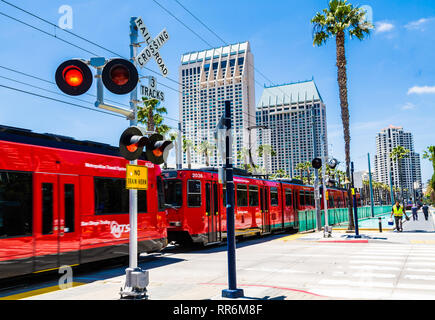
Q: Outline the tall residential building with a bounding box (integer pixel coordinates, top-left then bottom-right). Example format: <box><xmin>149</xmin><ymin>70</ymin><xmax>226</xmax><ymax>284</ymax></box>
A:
<box><xmin>374</xmin><ymin>125</ymin><xmax>422</xmax><ymax>199</ymax></box>
<box><xmin>255</xmin><ymin>80</ymin><xmax>327</xmax><ymax>176</ymax></box>
<box><xmin>179</xmin><ymin>42</ymin><xmax>256</xmax><ymax>168</ymax></box>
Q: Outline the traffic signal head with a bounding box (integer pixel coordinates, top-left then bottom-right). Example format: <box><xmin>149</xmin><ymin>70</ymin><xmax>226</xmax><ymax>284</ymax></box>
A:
<box><xmin>119</xmin><ymin>126</ymin><xmax>149</xmax><ymax>161</ymax></box>
<box><xmin>102</xmin><ymin>58</ymin><xmax>138</xmax><ymax>95</ymax></box>
<box><xmin>327</xmin><ymin>158</ymin><xmax>339</xmax><ymax>169</ymax></box>
<box><xmin>55</xmin><ymin>59</ymin><xmax>93</xmax><ymax>96</ymax></box>
<box><xmin>312</xmin><ymin>157</ymin><xmax>322</xmax><ymax>169</ymax></box>
<box><xmin>145</xmin><ymin>133</ymin><xmax>174</xmax><ymax>165</ymax></box>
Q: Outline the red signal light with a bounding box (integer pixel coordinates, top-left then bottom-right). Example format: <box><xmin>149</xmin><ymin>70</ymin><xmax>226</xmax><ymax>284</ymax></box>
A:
<box><xmin>63</xmin><ymin>66</ymin><xmax>83</xmax><ymax>87</ymax></box>
<box><xmin>110</xmin><ymin>65</ymin><xmax>129</xmax><ymax>86</ymax></box>
<box><xmin>126</xmin><ymin>143</ymin><xmax>139</xmax><ymax>153</ymax></box>
<box><xmin>55</xmin><ymin>59</ymin><xmax>92</xmax><ymax>96</ymax></box>
<box><xmin>102</xmin><ymin>58</ymin><xmax>138</xmax><ymax>95</ymax></box>
<box><xmin>152</xmin><ymin>148</ymin><xmax>163</xmax><ymax>157</ymax></box>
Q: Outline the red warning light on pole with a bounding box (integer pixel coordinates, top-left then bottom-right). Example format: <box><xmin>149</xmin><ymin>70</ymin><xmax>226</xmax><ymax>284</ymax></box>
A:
<box><xmin>55</xmin><ymin>59</ymin><xmax>93</xmax><ymax>96</ymax></box>
<box><xmin>102</xmin><ymin>59</ymin><xmax>138</xmax><ymax>95</ymax></box>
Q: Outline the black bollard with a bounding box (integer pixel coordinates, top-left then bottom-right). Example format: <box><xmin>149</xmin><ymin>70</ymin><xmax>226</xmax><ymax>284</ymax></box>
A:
<box><xmin>378</xmin><ymin>217</ymin><xmax>382</xmax><ymax>233</ymax></box>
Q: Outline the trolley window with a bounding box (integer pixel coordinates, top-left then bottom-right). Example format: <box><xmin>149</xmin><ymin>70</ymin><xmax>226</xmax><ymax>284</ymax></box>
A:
<box><xmin>249</xmin><ymin>186</ymin><xmax>259</xmax><ymax>207</ymax></box>
<box><xmin>270</xmin><ymin>187</ymin><xmax>279</xmax><ymax>207</ymax></box>
<box><xmin>187</xmin><ymin>180</ymin><xmax>201</xmax><ymax>207</ymax></box>
<box><xmin>157</xmin><ymin>176</ymin><xmax>165</xmax><ymax>211</ymax></box>
<box><xmin>164</xmin><ymin>179</ymin><xmax>182</xmax><ymax>207</ymax></box>
<box><xmin>285</xmin><ymin>189</ymin><xmax>292</xmax><ymax>206</ymax></box>
<box><xmin>236</xmin><ymin>184</ymin><xmax>248</xmax><ymax>207</ymax></box>
<box><xmin>42</xmin><ymin>183</ymin><xmax>53</xmax><ymax>235</ymax></box>
<box><xmin>0</xmin><ymin>171</ymin><xmax>33</xmax><ymax>238</ymax></box>
<box><xmin>95</xmin><ymin>177</ymin><xmax>147</xmax><ymax>214</ymax></box>
<box><xmin>299</xmin><ymin>191</ymin><xmax>305</xmax><ymax>206</ymax></box>
<box><xmin>64</xmin><ymin>184</ymin><xmax>75</xmax><ymax>233</ymax></box>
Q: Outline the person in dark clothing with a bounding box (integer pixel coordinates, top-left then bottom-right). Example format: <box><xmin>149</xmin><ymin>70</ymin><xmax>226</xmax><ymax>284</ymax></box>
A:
<box><xmin>411</xmin><ymin>204</ymin><xmax>419</xmax><ymax>221</ymax></box>
<box><xmin>422</xmin><ymin>204</ymin><xmax>430</xmax><ymax>221</ymax></box>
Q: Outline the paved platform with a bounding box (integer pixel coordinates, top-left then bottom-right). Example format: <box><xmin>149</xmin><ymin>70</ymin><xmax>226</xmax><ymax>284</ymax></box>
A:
<box><xmin>16</xmin><ymin>207</ymin><xmax>435</xmax><ymax>300</ymax></box>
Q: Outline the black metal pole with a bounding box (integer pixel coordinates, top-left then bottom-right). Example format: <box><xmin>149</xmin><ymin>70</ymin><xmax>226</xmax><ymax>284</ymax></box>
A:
<box><xmin>351</xmin><ymin>162</ymin><xmax>360</xmax><ymax>237</ymax></box>
<box><xmin>222</xmin><ymin>101</ymin><xmax>244</xmax><ymax>299</ymax></box>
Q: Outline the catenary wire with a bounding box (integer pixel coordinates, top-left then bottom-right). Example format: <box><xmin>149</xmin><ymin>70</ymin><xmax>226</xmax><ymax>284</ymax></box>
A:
<box><xmin>0</xmin><ymin>3</ymin><xmax>183</xmax><ymax>92</ymax></box>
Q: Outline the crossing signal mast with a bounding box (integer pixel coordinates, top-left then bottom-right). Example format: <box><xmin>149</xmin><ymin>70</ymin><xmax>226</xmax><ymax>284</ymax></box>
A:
<box><xmin>55</xmin><ymin>17</ymin><xmax>173</xmax><ymax>299</ymax></box>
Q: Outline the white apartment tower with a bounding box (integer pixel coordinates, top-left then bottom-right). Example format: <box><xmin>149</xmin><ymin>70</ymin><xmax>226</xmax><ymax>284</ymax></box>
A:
<box><xmin>179</xmin><ymin>42</ymin><xmax>256</xmax><ymax>168</ymax></box>
<box><xmin>256</xmin><ymin>80</ymin><xmax>328</xmax><ymax>176</ymax></box>
<box><xmin>374</xmin><ymin>125</ymin><xmax>422</xmax><ymax>199</ymax></box>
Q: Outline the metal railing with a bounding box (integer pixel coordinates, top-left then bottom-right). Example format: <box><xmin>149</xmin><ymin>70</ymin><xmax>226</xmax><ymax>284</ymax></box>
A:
<box><xmin>297</xmin><ymin>206</ymin><xmax>391</xmax><ymax>232</ymax></box>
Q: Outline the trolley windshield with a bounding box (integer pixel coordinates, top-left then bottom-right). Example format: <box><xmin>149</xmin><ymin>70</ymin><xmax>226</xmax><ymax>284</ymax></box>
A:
<box><xmin>164</xmin><ymin>179</ymin><xmax>182</xmax><ymax>207</ymax></box>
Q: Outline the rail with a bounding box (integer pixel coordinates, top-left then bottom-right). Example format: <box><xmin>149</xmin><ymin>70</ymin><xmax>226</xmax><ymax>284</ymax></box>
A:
<box><xmin>297</xmin><ymin>206</ymin><xmax>391</xmax><ymax>232</ymax></box>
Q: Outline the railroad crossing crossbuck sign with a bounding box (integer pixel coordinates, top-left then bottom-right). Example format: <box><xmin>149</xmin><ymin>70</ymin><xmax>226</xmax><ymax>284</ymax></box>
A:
<box><xmin>134</xmin><ymin>17</ymin><xmax>170</xmax><ymax>77</ymax></box>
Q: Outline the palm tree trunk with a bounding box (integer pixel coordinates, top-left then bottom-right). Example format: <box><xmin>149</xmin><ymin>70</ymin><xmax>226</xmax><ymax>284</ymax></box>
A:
<box><xmin>148</xmin><ymin>108</ymin><xmax>155</xmax><ymax>132</ymax></box>
<box><xmin>336</xmin><ymin>31</ymin><xmax>354</xmax><ymax>229</ymax></box>
<box><xmin>187</xmin><ymin>146</ymin><xmax>192</xmax><ymax>169</ymax></box>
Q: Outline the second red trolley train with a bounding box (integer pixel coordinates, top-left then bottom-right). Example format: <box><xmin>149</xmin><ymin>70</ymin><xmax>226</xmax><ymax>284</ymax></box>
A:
<box><xmin>163</xmin><ymin>168</ymin><xmax>361</xmax><ymax>246</ymax></box>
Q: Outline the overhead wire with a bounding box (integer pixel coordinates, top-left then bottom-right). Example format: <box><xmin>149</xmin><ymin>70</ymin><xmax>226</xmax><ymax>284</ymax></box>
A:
<box><xmin>0</xmin><ymin>1</ymin><xmax>183</xmax><ymax>92</ymax></box>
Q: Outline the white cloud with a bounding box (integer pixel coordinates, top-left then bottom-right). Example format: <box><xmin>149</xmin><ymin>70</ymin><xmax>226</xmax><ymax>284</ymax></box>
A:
<box><xmin>408</xmin><ymin>86</ymin><xmax>435</xmax><ymax>95</ymax></box>
<box><xmin>401</xmin><ymin>102</ymin><xmax>416</xmax><ymax>110</ymax></box>
<box><xmin>405</xmin><ymin>17</ymin><xmax>434</xmax><ymax>31</ymax></box>
<box><xmin>375</xmin><ymin>21</ymin><xmax>394</xmax><ymax>33</ymax></box>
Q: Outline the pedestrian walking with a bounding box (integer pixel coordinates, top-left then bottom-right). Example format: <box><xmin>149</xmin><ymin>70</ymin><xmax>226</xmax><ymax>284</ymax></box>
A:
<box><xmin>422</xmin><ymin>204</ymin><xmax>430</xmax><ymax>221</ymax></box>
<box><xmin>411</xmin><ymin>204</ymin><xmax>419</xmax><ymax>221</ymax></box>
<box><xmin>390</xmin><ymin>201</ymin><xmax>410</xmax><ymax>232</ymax></box>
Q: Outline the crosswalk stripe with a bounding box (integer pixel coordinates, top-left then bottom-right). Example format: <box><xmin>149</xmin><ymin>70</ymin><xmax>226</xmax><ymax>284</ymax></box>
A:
<box><xmin>350</xmin><ymin>260</ymin><xmax>402</xmax><ymax>265</ymax></box>
<box><xmin>351</xmin><ymin>255</ymin><xmax>404</xmax><ymax>261</ymax></box>
<box><xmin>318</xmin><ymin>279</ymin><xmax>394</xmax><ymax>288</ymax></box>
<box><xmin>406</xmin><ymin>268</ymin><xmax>435</xmax><ymax>273</ymax></box>
<box><xmin>397</xmin><ymin>283</ymin><xmax>435</xmax><ymax>291</ymax></box>
<box><xmin>332</xmin><ymin>271</ymin><xmax>396</xmax><ymax>279</ymax></box>
<box><xmin>404</xmin><ymin>274</ymin><xmax>435</xmax><ymax>281</ymax></box>
<box><xmin>308</xmin><ymin>287</ymin><xmax>389</xmax><ymax>299</ymax></box>
<box><xmin>406</xmin><ymin>262</ymin><xmax>435</xmax><ymax>266</ymax></box>
<box><xmin>349</xmin><ymin>265</ymin><xmax>400</xmax><ymax>271</ymax></box>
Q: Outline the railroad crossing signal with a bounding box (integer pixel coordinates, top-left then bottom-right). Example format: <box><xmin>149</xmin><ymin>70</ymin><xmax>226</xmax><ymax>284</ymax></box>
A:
<box><xmin>55</xmin><ymin>58</ymin><xmax>138</xmax><ymax>96</ymax></box>
<box><xmin>119</xmin><ymin>126</ymin><xmax>173</xmax><ymax>164</ymax></box>
<box><xmin>312</xmin><ymin>157</ymin><xmax>322</xmax><ymax>169</ymax></box>
<box><xmin>327</xmin><ymin>158</ymin><xmax>339</xmax><ymax>169</ymax></box>
<box><xmin>134</xmin><ymin>17</ymin><xmax>170</xmax><ymax>77</ymax></box>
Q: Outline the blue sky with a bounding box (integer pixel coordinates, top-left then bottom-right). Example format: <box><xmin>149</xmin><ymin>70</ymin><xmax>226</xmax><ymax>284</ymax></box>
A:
<box><xmin>0</xmin><ymin>0</ymin><xmax>434</xmax><ymax>184</ymax></box>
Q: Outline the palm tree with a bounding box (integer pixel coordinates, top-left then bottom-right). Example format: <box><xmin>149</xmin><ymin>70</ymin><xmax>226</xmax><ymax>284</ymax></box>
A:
<box><xmin>197</xmin><ymin>139</ymin><xmax>215</xmax><ymax>167</ymax></box>
<box><xmin>169</xmin><ymin>131</ymin><xmax>179</xmax><ymax>168</ymax></box>
<box><xmin>237</xmin><ymin>147</ymin><xmax>251</xmax><ymax>171</ymax></box>
<box><xmin>295</xmin><ymin>162</ymin><xmax>305</xmax><ymax>182</ymax></box>
<box><xmin>257</xmin><ymin>144</ymin><xmax>276</xmax><ymax>175</ymax></box>
<box><xmin>295</xmin><ymin>161</ymin><xmax>312</xmax><ymax>185</ymax></box>
<box><xmin>423</xmin><ymin>146</ymin><xmax>435</xmax><ymax>192</ymax></box>
<box><xmin>312</xmin><ymin>0</ymin><xmax>373</xmax><ymax>229</ymax></box>
<box><xmin>137</xmin><ymin>98</ymin><xmax>170</xmax><ymax>136</ymax></box>
<box><xmin>182</xmin><ymin>138</ymin><xmax>194</xmax><ymax>169</ymax></box>
<box><xmin>271</xmin><ymin>169</ymin><xmax>288</xmax><ymax>179</ymax></box>
<box><xmin>390</xmin><ymin>145</ymin><xmax>410</xmax><ymax>205</ymax></box>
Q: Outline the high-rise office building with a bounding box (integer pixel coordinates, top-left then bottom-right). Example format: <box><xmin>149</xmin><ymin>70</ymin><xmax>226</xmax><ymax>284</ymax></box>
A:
<box><xmin>374</xmin><ymin>125</ymin><xmax>422</xmax><ymax>200</ymax></box>
<box><xmin>255</xmin><ymin>80</ymin><xmax>327</xmax><ymax>176</ymax></box>
<box><xmin>179</xmin><ymin>42</ymin><xmax>256</xmax><ymax>168</ymax></box>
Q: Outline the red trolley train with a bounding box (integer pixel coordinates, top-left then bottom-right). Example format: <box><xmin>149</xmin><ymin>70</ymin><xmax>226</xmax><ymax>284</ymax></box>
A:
<box><xmin>0</xmin><ymin>125</ymin><xmax>167</xmax><ymax>279</ymax></box>
<box><xmin>163</xmin><ymin>168</ymin><xmax>359</xmax><ymax>246</ymax></box>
